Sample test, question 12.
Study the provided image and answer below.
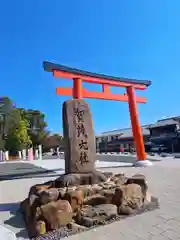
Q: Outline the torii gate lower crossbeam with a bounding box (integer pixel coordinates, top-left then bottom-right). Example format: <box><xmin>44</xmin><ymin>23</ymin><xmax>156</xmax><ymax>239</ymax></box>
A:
<box><xmin>43</xmin><ymin>61</ymin><xmax>152</xmax><ymax>165</ymax></box>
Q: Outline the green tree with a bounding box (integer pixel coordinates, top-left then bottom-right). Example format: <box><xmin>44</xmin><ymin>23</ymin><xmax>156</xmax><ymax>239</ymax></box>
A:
<box><xmin>5</xmin><ymin>118</ymin><xmax>32</xmax><ymax>155</ymax></box>
<box><xmin>0</xmin><ymin>97</ymin><xmax>14</xmax><ymax>116</ymax></box>
<box><xmin>18</xmin><ymin>109</ymin><xmax>48</xmax><ymax>147</ymax></box>
<box><xmin>4</xmin><ymin>108</ymin><xmax>21</xmax><ymax>133</ymax></box>
<box><xmin>0</xmin><ymin>97</ymin><xmax>14</xmax><ymax>150</ymax></box>
<box><xmin>0</xmin><ymin>97</ymin><xmax>50</xmax><ymax>153</ymax></box>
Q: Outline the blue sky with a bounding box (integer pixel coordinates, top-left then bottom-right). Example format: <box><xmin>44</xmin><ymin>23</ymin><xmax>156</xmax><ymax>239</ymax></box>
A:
<box><xmin>1</xmin><ymin>0</ymin><xmax>180</xmax><ymax>135</ymax></box>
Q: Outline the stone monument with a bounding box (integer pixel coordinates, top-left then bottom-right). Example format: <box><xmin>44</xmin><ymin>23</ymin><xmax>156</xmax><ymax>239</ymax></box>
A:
<box><xmin>63</xmin><ymin>99</ymin><xmax>96</xmax><ymax>174</ymax></box>
<box><xmin>53</xmin><ymin>99</ymin><xmax>106</xmax><ymax>187</ymax></box>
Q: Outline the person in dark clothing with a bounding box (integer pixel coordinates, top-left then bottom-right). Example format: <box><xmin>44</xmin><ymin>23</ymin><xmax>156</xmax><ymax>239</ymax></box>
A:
<box><xmin>158</xmin><ymin>147</ymin><xmax>162</xmax><ymax>155</ymax></box>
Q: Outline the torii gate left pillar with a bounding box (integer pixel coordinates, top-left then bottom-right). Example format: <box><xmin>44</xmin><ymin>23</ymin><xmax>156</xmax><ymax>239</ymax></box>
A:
<box><xmin>43</xmin><ymin>61</ymin><xmax>153</xmax><ymax>167</ymax></box>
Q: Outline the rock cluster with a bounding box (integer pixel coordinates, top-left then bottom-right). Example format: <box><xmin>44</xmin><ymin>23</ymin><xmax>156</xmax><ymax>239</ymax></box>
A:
<box><xmin>20</xmin><ymin>172</ymin><xmax>157</xmax><ymax>239</ymax></box>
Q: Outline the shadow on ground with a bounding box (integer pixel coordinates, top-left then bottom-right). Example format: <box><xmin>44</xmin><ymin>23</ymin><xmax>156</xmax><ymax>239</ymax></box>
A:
<box><xmin>1</xmin><ymin>202</ymin><xmax>29</xmax><ymax>239</ymax></box>
<box><xmin>0</xmin><ymin>163</ymin><xmax>64</xmax><ymax>181</ymax></box>
<box><xmin>0</xmin><ymin>162</ymin><xmax>135</xmax><ymax>181</ymax></box>
<box><xmin>0</xmin><ymin>202</ymin><xmax>20</xmax><ymax>212</ymax></box>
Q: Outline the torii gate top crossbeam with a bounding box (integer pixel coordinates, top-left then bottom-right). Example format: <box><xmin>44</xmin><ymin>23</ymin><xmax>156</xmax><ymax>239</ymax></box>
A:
<box><xmin>43</xmin><ymin>61</ymin><xmax>151</xmax><ymax>89</ymax></box>
<box><xmin>43</xmin><ymin>61</ymin><xmax>151</xmax><ymax>103</ymax></box>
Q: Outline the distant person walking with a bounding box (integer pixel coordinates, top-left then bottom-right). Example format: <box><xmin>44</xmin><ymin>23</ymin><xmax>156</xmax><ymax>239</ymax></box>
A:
<box><xmin>130</xmin><ymin>147</ymin><xmax>136</xmax><ymax>155</ymax></box>
<box><xmin>158</xmin><ymin>147</ymin><xmax>162</xmax><ymax>155</ymax></box>
<box><xmin>120</xmin><ymin>147</ymin><xmax>124</xmax><ymax>154</ymax></box>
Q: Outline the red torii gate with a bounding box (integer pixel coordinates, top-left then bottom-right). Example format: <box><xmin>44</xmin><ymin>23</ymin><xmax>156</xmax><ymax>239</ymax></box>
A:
<box><xmin>43</xmin><ymin>61</ymin><xmax>152</xmax><ymax>165</ymax></box>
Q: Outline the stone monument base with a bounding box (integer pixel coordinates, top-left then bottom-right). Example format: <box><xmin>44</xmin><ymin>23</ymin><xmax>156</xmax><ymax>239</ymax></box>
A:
<box><xmin>20</xmin><ymin>172</ymin><xmax>159</xmax><ymax>239</ymax></box>
<box><xmin>53</xmin><ymin>170</ymin><xmax>107</xmax><ymax>188</ymax></box>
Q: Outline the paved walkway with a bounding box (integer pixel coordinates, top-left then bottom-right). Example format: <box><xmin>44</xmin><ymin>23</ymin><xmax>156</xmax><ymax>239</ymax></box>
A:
<box><xmin>0</xmin><ymin>225</ymin><xmax>16</xmax><ymax>240</ymax></box>
<box><xmin>69</xmin><ymin>160</ymin><xmax>180</xmax><ymax>240</ymax></box>
<box><xmin>0</xmin><ymin>159</ymin><xmax>180</xmax><ymax>239</ymax></box>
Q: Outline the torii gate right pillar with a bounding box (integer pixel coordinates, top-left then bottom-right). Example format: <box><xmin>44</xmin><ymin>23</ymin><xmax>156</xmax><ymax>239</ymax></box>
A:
<box><xmin>127</xmin><ymin>86</ymin><xmax>152</xmax><ymax>166</ymax></box>
<box><xmin>127</xmin><ymin>86</ymin><xmax>146</xmax><ymax>160</ymax></box>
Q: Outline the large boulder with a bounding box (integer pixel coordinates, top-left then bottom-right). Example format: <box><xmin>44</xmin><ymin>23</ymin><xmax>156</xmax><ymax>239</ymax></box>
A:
<box><xmin>126</xmin><ymin>174</ymin><xmax>148</xmax><ymax>200</ymax></box>
<box><xmin>37</xmin><ymin>200</ymin><xmax>73</xmax><ymax>230</ymax></box>
<box><xmin>91</xmin><ymin>184</ymin><xmax>103</xmax><ymax>194</ymax></box>
<box><xmin>20</xmin><ymin>198</ymin><xmax>30</xmax><ymax>224</ymax></box>
<box><xmin>58</xmin><ymin>188</ymin><xmax>67</xmax><ymax>199</ymax></box>
<box><xmin>102</xmin><ymin>189</ymin><xmax>115</xmax><ymax>204</ymax></box>
<box><xmin>38</xmin><ymin>188</ymin><xmax>60</xmax><ymax>205</ymax></box>
<box><xmin>100</xmin><ymin>181</ymin><xmax>116</xmax><ymax>190</ymax></box>
<box><xmin>103</xmin><ymin>172</ymin><xmax>114</xmax><ymax>179</ymax></box>
<box><xmin>76</xmin><ymin>185</ymin><xmax>96</xmax><ymax>197</ymax></box>
<box><xmin>83</xmin><ymin>194</ymin><xmax>107</xmax><ymax>206</ymax></box>
<box><xmin>110</xmin><ymin>173</ymin><xmax>127</xmax><ymax>185</ymax></box>
<box><xmin>112</xmin><ymin>183</ymin><xmax>144</xmax><ymax>215</ymax></box>
<box><xmin>82</xmin><ymin>204</ymin><xmax>118</xmax><ymax>218</ymax></box>
<box><xmin>20</xmin><ymin>196</ymin><xmax>41</xmax><ymax>238</ymax></box>
<box><xmin>28</xmin><ymin>181</ymin><xmax>53</xmax><ymax>197</ymax></box>
<box><xmin>63</xmin><ymin>189</ymin><xmax>84</xmax><ymax>212</ymax></box>
<box><xmin>76</xmin><ymin>204</ymin><xmax>118</xmax><ymax>227</ymax></box>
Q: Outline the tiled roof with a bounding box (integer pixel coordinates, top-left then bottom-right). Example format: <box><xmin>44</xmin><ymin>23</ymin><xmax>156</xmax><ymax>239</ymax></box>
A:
<box><xmin>96</xmin><ymin>125</ymin><xmax>150</xmax><ymax>138</ymax></box>
<box><xmin>149</xmin><ymin>119</ymin><xmax>178</xmax><ymax>128</ymax></box>
<box><xmin>96</xmin><ymin>116</ymin><xmax>180</xmax><ymax>139</ymax></box>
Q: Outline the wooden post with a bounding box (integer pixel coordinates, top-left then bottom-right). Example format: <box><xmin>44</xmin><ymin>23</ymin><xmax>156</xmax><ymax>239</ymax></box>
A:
<box><xmin>126</xmin><ymin>86</ymin><xmax>146</xmax><ymax>161</ymax></box>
